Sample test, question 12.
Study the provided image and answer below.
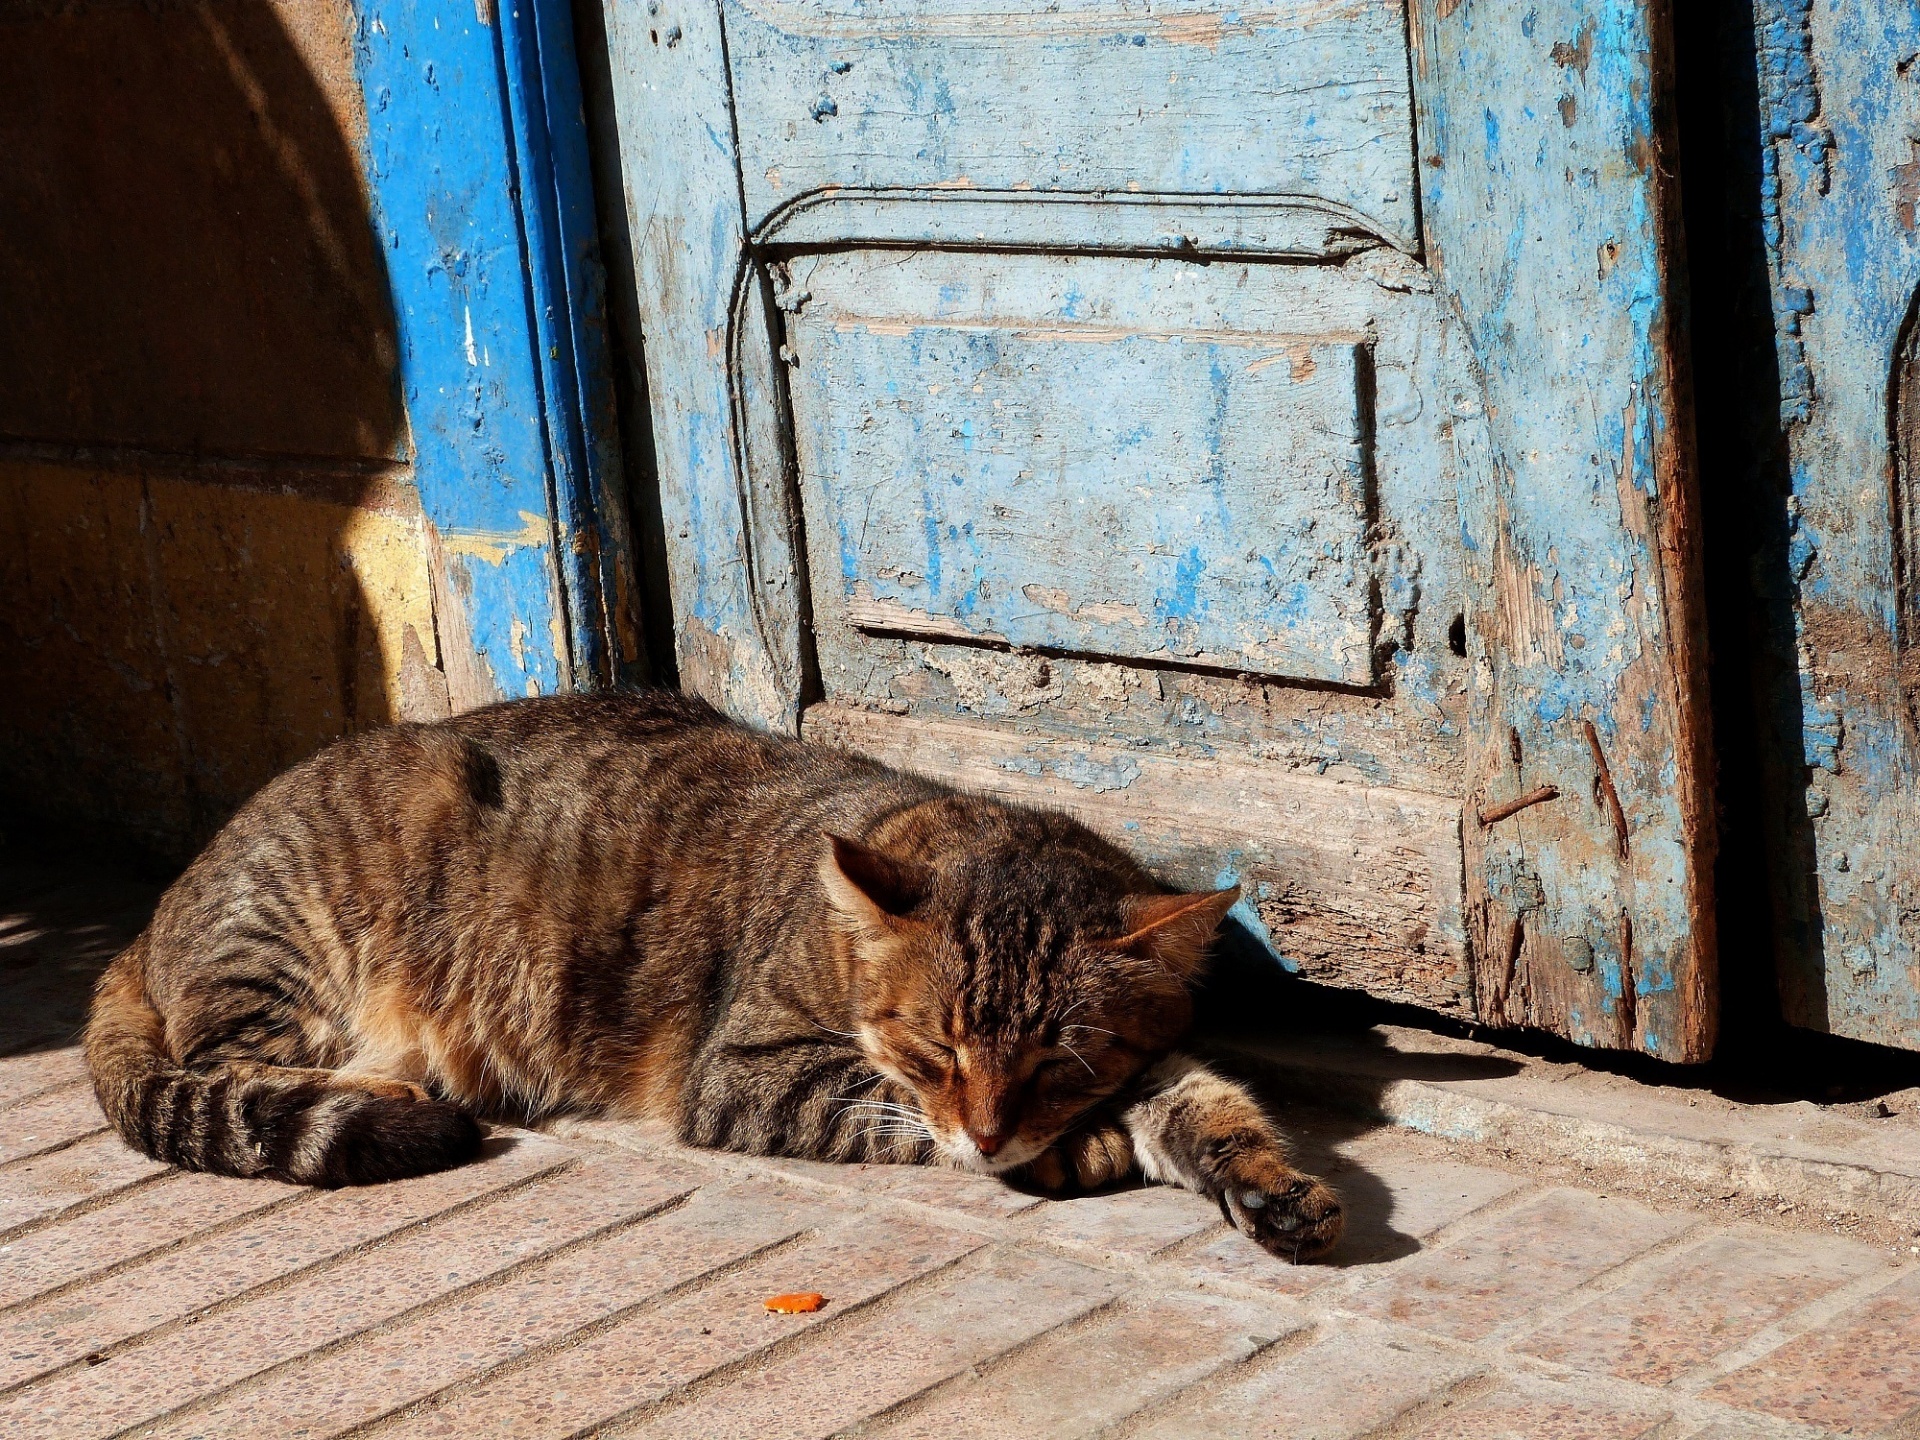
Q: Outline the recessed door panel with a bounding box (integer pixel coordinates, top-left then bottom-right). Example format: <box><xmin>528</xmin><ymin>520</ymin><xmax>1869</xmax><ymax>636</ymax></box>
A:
<box><xmin>726</xmin><ymin>0</ymin><xmax>1420</xmax><ymax>250</ymax></box>
<box><xmin>789</xmin><ymin>252</ymin><xmax>1376</xmax><ymax>685</ymax></box>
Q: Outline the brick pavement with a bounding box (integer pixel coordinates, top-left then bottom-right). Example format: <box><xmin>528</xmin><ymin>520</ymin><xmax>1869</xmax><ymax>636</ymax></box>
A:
<box><xmin>4</xmin><ymin>857</ymin><xmax>1920</xmax><ymax>1437</ymax></box>
<box><xmin>3</xmin><ymin>1054</ymin><xmax>1916</xmax><ymax>1438</ymax></box>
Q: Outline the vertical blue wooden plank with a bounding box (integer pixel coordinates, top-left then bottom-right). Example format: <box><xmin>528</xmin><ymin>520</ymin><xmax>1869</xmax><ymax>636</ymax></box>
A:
<box><xmin>1413</xmin><ymin>0</ymin><xmax>1716</xmax><ymax>1059</ymax></box>
<box><xmin>527</xmin><ymin>0</ymin><xmax>644</xmax><ymax>682</ymax></box>
<box><xmin>1741</xmin><ymin>0</ymin><xmax>1920</xmax><ymax>1047</ymax></box>
<box><xmin>498</xmin><ymin>0</ymin><xmax>637</xmax><ymax>686</ymax></box>
<box><xmin>352</xmin><ymin>0</ymin><xmax>632</xmax><ymax>698</ymax></box>
<box><xmin>598</xmin><ymin>0</ymin><xmax>806</xmax><ymax>730</ymax></box>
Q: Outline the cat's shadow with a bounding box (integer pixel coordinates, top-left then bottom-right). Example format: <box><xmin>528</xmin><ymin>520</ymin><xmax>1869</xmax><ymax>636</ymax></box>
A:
<box><xmin>1182</xmin><ymin>918</ymin><xmax>1529</xmax><ymax>1269</ymax></box>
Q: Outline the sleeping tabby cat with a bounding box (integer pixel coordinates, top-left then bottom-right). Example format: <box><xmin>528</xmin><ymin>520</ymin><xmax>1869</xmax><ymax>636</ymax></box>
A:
<box><xmin>86</xmin><ymin>692</ymin><xmax>1342</xmax><ymax>1261</ymax></box>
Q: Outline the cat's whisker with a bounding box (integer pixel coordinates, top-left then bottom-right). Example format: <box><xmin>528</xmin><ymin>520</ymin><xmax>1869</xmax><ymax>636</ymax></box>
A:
<box><xmin>809</xmin><ymin>1018</ymin><xmax>864</xmax><ymax>1042</ymax></box>
<box><xmin>1059</xmin><ymin>1040</ymin><xmax>1097</xmax><ymax>1078</ymax></box>
<box><xmin>852</xmin><ymin>1123</ymin><xmax>934</xmax><ymax>1149</ymax></box>
<box><xmin>833</xmin><ymin>1105</ymin><xmax>929</xmax><ymax>1128</ymax></box>
<box><xmin>844</xmin><ymin>1103</ymin><xmax>932</xmax><ymax>1128</ymax></box>
<box><xmin>832</xmin><ymin>1100</ymin><xmax>932</xmax><ymax>1129</ymax></box>
<box><xmin>1063</xmin><ymin>1022</ymin><xmax>1120</xmax><ymax>1040</ymax></box>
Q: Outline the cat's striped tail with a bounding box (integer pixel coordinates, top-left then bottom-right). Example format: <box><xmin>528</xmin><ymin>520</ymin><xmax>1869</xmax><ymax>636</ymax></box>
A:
<box><xmin>84</xmin><ymin>939</ymin><xmax>483</xmax><ymax>1186</ymax></box>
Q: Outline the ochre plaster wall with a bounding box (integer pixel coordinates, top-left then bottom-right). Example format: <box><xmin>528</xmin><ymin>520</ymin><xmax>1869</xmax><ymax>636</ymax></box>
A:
<box><xmin>0</xmin><ymin>0</ymin><xmax>450</xmax><ymax>854</ymax></box>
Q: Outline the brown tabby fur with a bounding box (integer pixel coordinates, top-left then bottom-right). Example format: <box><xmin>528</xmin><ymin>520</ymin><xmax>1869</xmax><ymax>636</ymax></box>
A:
<box><xmin>86</xmin><ymin>692</ymin><xmax>1341</xmax><ymax>1261</ymax></box>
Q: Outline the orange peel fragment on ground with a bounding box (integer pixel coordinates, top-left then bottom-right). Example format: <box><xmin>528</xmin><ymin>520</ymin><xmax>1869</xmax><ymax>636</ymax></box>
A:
<box><xmin>763</xmin><ymin>1291</ymin><xmax>828</xmax><ymax>1314</ymax></box>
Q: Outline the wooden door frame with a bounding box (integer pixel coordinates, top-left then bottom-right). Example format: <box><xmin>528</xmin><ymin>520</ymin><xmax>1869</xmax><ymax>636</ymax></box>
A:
<box><xmin>351</xmin><ymin>0</ymin><xmax>644</xmax><ymax>705</ymax></box>
<box><xmin>1411</xmin><ymin>0</ymin><xmax>1715</xmax><ymax>1060</ymax></box>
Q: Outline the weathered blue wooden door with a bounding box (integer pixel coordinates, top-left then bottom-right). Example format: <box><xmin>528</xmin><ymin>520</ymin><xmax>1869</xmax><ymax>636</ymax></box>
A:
<box><xmin>353</xmin><ymin>0</ymin><xmax>641</xmax><ymax>703</ymax></box>
<box><xmin>607</xmin><ymin>0</ymin><xmax>1716</xmax><ymax>1058</ymax></box>
<box><xmin>1730</xmin><ymin>2</ymin><xmax>1920</xmax><ymax>1051</ymax></box>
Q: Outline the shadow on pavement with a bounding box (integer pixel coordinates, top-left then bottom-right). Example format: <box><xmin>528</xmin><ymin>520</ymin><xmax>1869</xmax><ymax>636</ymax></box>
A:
<box><xmin>0</xmin><ymin>842</ymin><xmax>165</xmax><ymax>1057</ymax></box>
<box><xmin>1190</xmin><ymin>920</ymin><xmax>1525</xmax><ymax>1269</ymax></box>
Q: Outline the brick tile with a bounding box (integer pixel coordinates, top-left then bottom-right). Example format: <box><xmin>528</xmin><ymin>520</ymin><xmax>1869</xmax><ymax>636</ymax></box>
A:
<box><xmin>0</xmin><ymin>1154</ymin><xmax>700</xmax><ymax>1439</ymax></box>
<box><xmin>0</xmin><ymin>1135</ymin><xmax>570</xmax><ymax>1388</ymax></box>
<box><xmin>571</xmin><ymin>1119</ymin><xmax>1042</xmax><ymax>1223</ymax></box>
<box><xmin>861</xmin><ymin>1290</ymin><xmax>1299</xmax><ymax>1439</ymax></box>
<box><xmin>1399</xmin><ymin>1378</ymin><xmax>1669</xmax><ymax>1439</ymax></box>
<box><xmin>0</xmin><ymin>1169</ymin><xmax>300</xmax><ymax>1310</ymax></box>
<box><xmin>608</xmin><ymin>1245</ymin><xmax>1119</xmax><ymax>1440</ymax></box>
<box><xmin>1023</xmin><ymin>1182</ymin><xmax>1221</xmax><ymax>1259</ymax></box>
<box><xmin>1707</xmin><ymin>1268</ymin><xmax>1920</xmax><ymax>1432</ymax></box>
<box><xmin>1181</xmin><ymin>1156</ymin><xmax>1527</xmax><ymax>1297</ymax></box>
<box><xmin>0</xmin><ymin>1046</ymin><xmax>88</xmax><ymax>1109</ymax></box>
<box><xmin>1329</xmin><ymin>1147</ymin><xmax>1532</xmax><ymax>1259</ymax></box>
<box><xmin>1517</xmin><ymin>1229</ymin><xmax>1888</xmax><ymax>1386</ymax></box>
<box><xmin>0</xmin><ymin>1131</ymin><xmax>168</xmax><ymax>1237</ymax></box>
<box><xmin>174</xmin><ymin>1199</ymin><xmax>976</xmax><ymax>1440</ymax></box>
<box><xmin>1345</xmin><ymin>1188</ymin><xmax>1695</xmax><ymax>1341</ymax></box>
<box><xmin>757</xmin><ymin>1155</ymin><xmax>1045</xmax><ymax>1221</ymax></box>
<box><xmin>1126</xmin><ymin>1325</ymin><xmax>1480</xmax><ymax>1439</ymax></box>
<box><xmin>0</xmin><ymin>1084</ymin><xmax>108</xmax><ymax>1163</ymax></box>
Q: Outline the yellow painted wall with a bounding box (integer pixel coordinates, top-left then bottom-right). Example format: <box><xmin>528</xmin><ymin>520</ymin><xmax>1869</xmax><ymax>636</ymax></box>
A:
<box><xmin>0</xmin><ymin>0</ymin><xmax>453</xmax><ymax>856</ymax></box>
<box><xmin>0</xmin><ymin>461</ymin><xmax>453</xmax><ymax>854</ymax></box>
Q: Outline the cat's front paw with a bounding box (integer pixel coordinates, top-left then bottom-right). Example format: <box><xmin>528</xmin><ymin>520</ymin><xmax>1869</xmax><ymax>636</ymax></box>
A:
<box><xmin>1222</xmin><ymin>1172</ymin><xmax>1343</xmax><ymax>1263</ymax></box>
<box><xmin>1022</xmin><ymin>1121</ymin><xmax>1135</xmax><ymax>1192</ymax></box>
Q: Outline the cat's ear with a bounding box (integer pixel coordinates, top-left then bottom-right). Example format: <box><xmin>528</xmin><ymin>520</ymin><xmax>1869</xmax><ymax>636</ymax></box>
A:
<box><xmin>820</xmin><ymin>834</ymin><xmax>933</xmax><ymax>928</ymax></box>
<box><xmin>1113</xmin><ymin>886</ymin><xmax>1242</xmax><ymax>977</ymax></box>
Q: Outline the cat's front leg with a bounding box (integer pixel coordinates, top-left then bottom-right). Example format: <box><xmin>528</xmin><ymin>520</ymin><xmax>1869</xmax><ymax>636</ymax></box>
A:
<box><xmin>1121</xmin><ymin>1053</ymin><xmax>1343</xmax><ymax>1262</ymax></box>
<box><xmin>677</xmin><ymin>1039</ymin><xmax>934</xmax><ymax>1164</ymax></box>
<box><xmin>1022</xmin><ymin>1115</ymin><xmax>1137</xmax><ymax>1192</ymax></box>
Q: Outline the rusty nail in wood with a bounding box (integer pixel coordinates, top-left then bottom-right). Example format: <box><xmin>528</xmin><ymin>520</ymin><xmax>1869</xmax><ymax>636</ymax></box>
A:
<box><xmin>1617</xmin><ymin>910</ymin><xmax>1637</xmax><ymax>1038</ymax></box>
<box><xmin>1477</xmin><ymin>784</ymin><xmax>1560</xmax><ymax>827</ymax></box>
<box><xmin>1583</xmin><ymin>719</ymin><xmax>1630</xmax><ymax>859</ymax></box>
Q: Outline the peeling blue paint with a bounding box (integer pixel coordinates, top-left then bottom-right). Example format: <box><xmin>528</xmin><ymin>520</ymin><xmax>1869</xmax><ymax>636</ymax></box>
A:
<box><xmin>1214</xmin><ymin>863</ymin><xmax>1299</xmax><ymax>974</ymax></box>
<box><xmin>1420</xmin><ymin>0</ymin><xmax>1713</xmax><ymax>1055</ymax></box>
<box><xmin>798</xmin><ymin>297</ymin><xmax>1377</xmax><ymax>686</ymax></box>
<box><xmin>354</xmin><ymin>0</ymin><xmax>620</xmax><ymax>698</ymax></box>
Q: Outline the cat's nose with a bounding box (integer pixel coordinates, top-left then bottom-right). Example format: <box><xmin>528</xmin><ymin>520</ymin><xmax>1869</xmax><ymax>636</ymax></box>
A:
<box><xmin>969</xmin><ymin>1128</ymin><xmax>1005</xmax><ymax>1157</ymax></box>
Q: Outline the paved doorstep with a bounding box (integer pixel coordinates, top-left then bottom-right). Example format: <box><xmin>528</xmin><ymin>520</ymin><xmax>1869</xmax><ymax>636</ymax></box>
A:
<box><xmin>1514</xmin><ymin>1228</ymin><xmax>1894</xmax><ymax>1387</ymax></box>
<box><xmin>608</xmin><ymin>1247</ymin><xmax>1121</xmax><ymax>1440</ymax></box>
<box><xmin>0</xmin><ymin>1156</ymin><xmax>700</xmax><ymax>1439</ymax></box>
<box><xmin>1396</xmin><ymin>1376</ymin><xmax>1674</xmax><ymax>1440</ymax></box>
<box><xmin>0</xmin><ymin>1046</ymin><xmax>87</xmax><ymax>1109</ymax></box>
<box><xmin>1123</xmin><ymin>1325</ymin><xmax>1482</xmax><ymax>1440</ymax></box>
<box><xmin>135</xmin><ymin>1178</ymin><xmax>865</xmax><ymax>1440</ymax></box>
<box><xmin>1343</xmin><ymin>1187</ymin><xmax>1699</xmax><ymax>1341</ymax></box>
<box><xmin>856</xmin><ymin>1291</ymin><xmax>1290</xmax><ymax>1440</ymax></box>
<box><xmin>5</xmin><ymin>1040</ymin><xmax>1920</xmax><ymax>1436</ymax></box>
<box><xmin>0</xmin><ymin>1130</ymin><xmax>169</xmax><ymax>1236</ymax></box>
<box><xmin>0</xmin><ymin>1167</ymin><xmax>303</xmax><ymax>1311</ymax></box>
<box><xmin>379</xmin><ymin>1210</ymin><xmax>986</xmax><ymax>1440</ymax></box>
<box><xmin>0</xmin><ymin>1135</ymin><xmax>571</xmax><ymax>1388</ymax></box>
<box><xmin>1705</xmin><ymin>1269</ymin><xmax>1920</xmax><ymax>1433</ymax></box>
<box><xmin>1020</xmin><ymin>1179</ymin><xmax>1223</xmax><ymax>1261</ymax></box>
<box><xmin>0</xmin><ymin>1084</ymin><xmax>110</xmax><ymax>1165</ymax></box>
<box><xmin>1174</xmin><ymin>1151</ymin><xmax>1529</xmax><ymax>1299</ymax></box>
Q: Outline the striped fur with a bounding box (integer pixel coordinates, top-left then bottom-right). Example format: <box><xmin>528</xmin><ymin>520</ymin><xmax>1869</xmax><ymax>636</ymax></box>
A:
<box><xmin>84</xmin><ymin>692</ymin><xmax>1338</xmax><ymax>1258</ymax></box>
